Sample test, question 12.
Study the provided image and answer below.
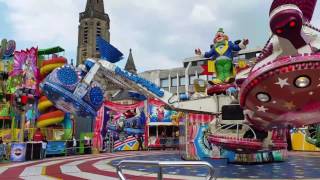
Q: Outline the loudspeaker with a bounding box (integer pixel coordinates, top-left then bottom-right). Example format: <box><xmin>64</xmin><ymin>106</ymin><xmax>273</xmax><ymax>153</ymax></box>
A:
<box><xmin>221</xmin><ymin>105</ymin><xmax>244</xmax><ymax>120</ymax></box>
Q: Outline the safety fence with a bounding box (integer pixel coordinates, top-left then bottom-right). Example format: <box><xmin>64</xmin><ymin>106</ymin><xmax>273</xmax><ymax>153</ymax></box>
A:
<box><xmin>116</xmin><ymin>160</ymin><xmax>215</xmax><ymax>180</ymax></box>
<box><xmin>0</xmin><ymin>139</ymin><xmax>94</xmax><ymax>163</ymax></box>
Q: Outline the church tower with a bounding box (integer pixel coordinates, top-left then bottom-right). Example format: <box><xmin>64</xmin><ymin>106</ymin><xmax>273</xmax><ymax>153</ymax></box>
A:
<box><xmin>124</xmin><ymin>49</ymin><xmax>137</xmax><ymax>74</ymax></box>
<box><xmin>77</xmin><ymin>0</ymin><xmax>110</xmax><ymax>65</ymax></box>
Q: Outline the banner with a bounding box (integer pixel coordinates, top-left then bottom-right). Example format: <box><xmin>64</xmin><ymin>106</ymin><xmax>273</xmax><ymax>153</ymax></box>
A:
<box><xmin>92</xmin><ymin>106</ymin><xmax>104</xmax><ymax>151</ymax></box>
<box><xmin>104</xmin><ymin>100</ymin><xmax>144</xmax><ymax>113</ymax></box>
<box><xmin>148</xmin><ymin>98</ymin><xmax>177</xmax><ymax>123</ymax></box>
<box><xmin>183</xmin><ymin>113</ymin><xmax>215</xmax><ymax>160</ymax></box>
<box><xmin>10</xmin><ymin>143</ymin><xmax>26</xmax><ymax>162</ymax></box>
<box><xmin>46</xmin><ymin>141</ymin><xmax>66</xmax><ymax>155</ymax></box>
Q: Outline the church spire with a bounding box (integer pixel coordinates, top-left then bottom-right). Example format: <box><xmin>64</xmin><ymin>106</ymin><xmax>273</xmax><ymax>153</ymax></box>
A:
<box><xmin>125</xmin><ymin>49</ymin><xmax>137</xmax><ymax>74</ymax></box>
<box><xmin>85</xmin><ymin>0</ymin><xmax>105</xmax><ymax>13</ymax></box>
<box><xmin>80</xmin><ymin>0</ymin><xmax>109</xmax><ymax>21</ymax></box>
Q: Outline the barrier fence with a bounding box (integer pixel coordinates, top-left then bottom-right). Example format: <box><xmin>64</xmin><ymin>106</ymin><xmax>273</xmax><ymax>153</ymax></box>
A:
<box><xmin>0</xmin><ymin>139</ymin><xmax>94</xmax><ymax>162</ymax></box>
<box><xmin>116</xmin><ymin>160</ymin><xmax>216</xmax><ymax>180</ymax></box>
<box><xmin>0</xmin><ymin>128</ymin><xmax>72</xmax><ymax>142</ymax></box>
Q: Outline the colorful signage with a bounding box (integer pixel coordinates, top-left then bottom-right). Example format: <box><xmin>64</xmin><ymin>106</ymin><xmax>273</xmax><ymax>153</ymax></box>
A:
<box><xmin>10</xmin><ymin>143</ymin><xmax>26</xmax><ymax>162</ymax></box>
<box><xmin>46</xmin><ymin>141</ymin><xmax>66</xmax><ymax>155</ymax></box>
<box><xmin>148</xmin><ymin>98</ymin><xmax>177</xmax><ymax>123</ymax></box>
<box><xmin>0</xmin><ymin>39</ymin><xmax>16</xmax><ymax>59</ymax></box>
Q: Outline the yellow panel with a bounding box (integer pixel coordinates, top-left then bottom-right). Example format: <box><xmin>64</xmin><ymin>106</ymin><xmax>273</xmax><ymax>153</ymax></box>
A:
<box><xmin>291</xmin><ymin>132</ymin><xmax>304</xmax><ymax>150</ymax></box>
<box><xmin>303</xmin><ymin>138</ymin><xmax>317</xmax><ymax>151</ymax></box>
<box><xmin>292</xmin><ymin>132</ymin><xmax>320</xmax><ymax>151</ymax></box>
<box><xmin>208</xmin><ymin>61</ymin><xmax>215</xmax><ymax>73</ymax></box>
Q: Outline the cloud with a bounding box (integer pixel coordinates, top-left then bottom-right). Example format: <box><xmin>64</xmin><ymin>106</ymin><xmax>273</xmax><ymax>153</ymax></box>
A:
<box><xmin>2</xmin><ymin>0</ymin><xmax>320</xmax><ymax>72</ymax></box>
<box><xmin>2</xmin><ymin>0</ymin><xmax>82</xmax><ymax>50</ymax></box>
<box><xmin>190</xmin><ymin>5</ymin><xmax>216</xmax><ymax>23</ymax></box>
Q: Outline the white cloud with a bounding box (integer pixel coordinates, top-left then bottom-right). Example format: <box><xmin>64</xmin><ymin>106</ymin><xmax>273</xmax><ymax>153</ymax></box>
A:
<box><xmin>3</xmin><ymin>0</ymin><xmax>320</xmax><ymax>72</ymax></box>
<box><xmin>190</xmin><ymin>4</ymin><xmax>216</xmax><ymax>23</ymax></box>
<box><xmin>2</xmin><ymin>0</ymin><xmax>82</xmax><ymax>50</ymax></box>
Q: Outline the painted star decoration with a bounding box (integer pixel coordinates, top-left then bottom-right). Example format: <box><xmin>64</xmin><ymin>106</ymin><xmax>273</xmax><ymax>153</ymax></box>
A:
<box><xmin>257</xmin><ymin>105</ymin><xmax>268</xmax><ymax>112</ymax></box>
<box><xmin>275</xmin><ymin>78</ymin><xmax>290</xmax><ymax>88</ymax></box>
<box><xmin>283</xmin><ymin>101</ymin><xmax>296</xmax><ymax>110</ymax></box>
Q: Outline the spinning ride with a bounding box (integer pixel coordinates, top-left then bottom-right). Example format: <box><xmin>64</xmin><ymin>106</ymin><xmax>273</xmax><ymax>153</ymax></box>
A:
<box><xmin>40</xmin><ymin>0</ymin><xmax>320</xmax><ymax>163</ymax></box>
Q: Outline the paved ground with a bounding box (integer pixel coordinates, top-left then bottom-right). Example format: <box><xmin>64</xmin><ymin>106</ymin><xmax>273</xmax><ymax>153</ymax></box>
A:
<box><xmin>110</xmin><ymin>151</ymin><xmax>320</xmax><ymax>179</ymax></box>
<box><xmin>0</xmin><ymin>151</ymin><xmax>319</xmax><ymax>179</ymax></box>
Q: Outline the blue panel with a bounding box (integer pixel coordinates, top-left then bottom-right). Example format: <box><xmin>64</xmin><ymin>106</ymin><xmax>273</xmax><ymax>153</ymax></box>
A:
<box><xmin>97</xmin><ymin>37</ymin><xmax>123</xmax><ymax>63</ymax></box>
<box><xmin>46</xmin><ymin>141</ymin><xmax>66</xmax><ymax>155</ymax></box>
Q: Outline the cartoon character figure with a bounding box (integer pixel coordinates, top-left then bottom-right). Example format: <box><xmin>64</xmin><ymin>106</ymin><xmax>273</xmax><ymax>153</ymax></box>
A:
<box><xmin>157</xmin><ymin>105</ymin><xmax>165</xmax><ymax>122</ymax></box>
<box><xmin>195</xmin><ymin>28</ymin><xmax>249</xmax><ymax>84</ymax></box>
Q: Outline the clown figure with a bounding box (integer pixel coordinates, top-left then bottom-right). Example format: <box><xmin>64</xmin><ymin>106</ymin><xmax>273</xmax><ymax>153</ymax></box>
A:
<box><xmin>196</xmin><ymin>28</ymin><xmax>249</xmax><ymax>84</ymax></box>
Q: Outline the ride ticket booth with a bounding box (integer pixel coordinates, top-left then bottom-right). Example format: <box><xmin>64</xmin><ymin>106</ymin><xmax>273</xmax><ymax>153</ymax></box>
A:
<box><xmin>145</xmin><ymin>98</ymin><xmax>179</xmax><ymax>150</ymax></box>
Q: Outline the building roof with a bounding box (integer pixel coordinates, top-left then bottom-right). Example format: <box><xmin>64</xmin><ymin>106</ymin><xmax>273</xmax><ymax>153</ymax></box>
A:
<box><xmin>182</xmin><ymin>56</ymin><xmax>210</xmax><ymax>63</ymax></box>
<box><xmin>111</xmin><ymin>90</ymin><xmax>146</xmax><ymax>101</ymax></box>
<box><xmin>124</xmin><ymin>49</ymin><xmax>137</xmax><ymax>74</ymax></box>
<box><xmin>238</xmin><ymin>47</ymin><xmax>262</xmax><ymax>55</ymax></box>
<box><xmin>182</xmin><ymin>47</ymin><xmax>262</xmax><ymax>63</ymax></box>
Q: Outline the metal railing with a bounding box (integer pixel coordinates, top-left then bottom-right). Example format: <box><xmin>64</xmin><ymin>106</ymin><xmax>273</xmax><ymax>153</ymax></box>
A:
<box><xmin>116</xmin><ymin>160</ymin><xmax>215</xmax><ymax>180</ymax></box>
<box><xmin>213</xmin><ymin>123</ymin><xmax>257</xmax><ymax>139</ymax></box>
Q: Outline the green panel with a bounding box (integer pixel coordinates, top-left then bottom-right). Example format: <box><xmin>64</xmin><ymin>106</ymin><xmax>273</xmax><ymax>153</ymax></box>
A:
<box><xmin>79</xmin><ymin>132</ymin><xmax>93</xmax><ymax>154</ymax></box>
<box><xmin>38</xmin><ymin>46</ymin><xmax>65</xmax><ymax>55</ymax></box>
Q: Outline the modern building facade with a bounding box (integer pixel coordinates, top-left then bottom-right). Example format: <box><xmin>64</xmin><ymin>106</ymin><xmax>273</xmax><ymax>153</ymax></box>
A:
<box><xmin>77</xmin><ymin>0</ymin><xmax>110</xmax><ymax>65</ymax></box>
<box><xmin>139</xmin><ymin>48</ymin><xmax>261</xmax><ymax>95</ymax></box>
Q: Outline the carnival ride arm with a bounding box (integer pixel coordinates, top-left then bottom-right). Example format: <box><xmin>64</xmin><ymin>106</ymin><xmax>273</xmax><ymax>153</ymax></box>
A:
<box><xmin>93</xmin><ymin>59</ymin><xmax>233</xmax><ymax>114</ymax></box>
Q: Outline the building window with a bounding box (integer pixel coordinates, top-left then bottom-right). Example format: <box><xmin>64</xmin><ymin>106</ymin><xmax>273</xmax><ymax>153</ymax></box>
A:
<box><xmin>179</xmin><ymin>76</ymin><xmax>185</xmax><ymax>86</ymax></box>
<box><xmin>184</xmin><ymin>62</ymin><xmax>189</xmax><ymax>68</ymax></box>
<box><xmin>197</xmin><ymin>61</ymin><xmax>205</xmax><ymax>66</ymax></box>
<box><xmin>160</xmin><ymin>78</ymin><xmax>169</xmax><ymax>88</ymax></box>
<box><xmin>238</xmin><ymin>54</ymin><xmax>245</xmax><ymax>59</ymax></box>
<box><xmin>171</xmin><ymin>77</ymin><xmax>177</xmax><ymax>87</ymax></box>
<box><xmin>199</xmin><ymin>75</ymin><xmax>207</xmax><ymax>81</ymax></box>
<box><xmin>189</xmin><ymin>75</ymin><xmax>196</xmax><ymax>85</ymax></box>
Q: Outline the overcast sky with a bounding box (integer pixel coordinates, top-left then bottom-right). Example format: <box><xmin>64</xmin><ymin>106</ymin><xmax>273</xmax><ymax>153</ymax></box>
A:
<box><xmin>1</xmin><ymin>0</ymin><xmax>320</xmax><ymax>72</ymax></box>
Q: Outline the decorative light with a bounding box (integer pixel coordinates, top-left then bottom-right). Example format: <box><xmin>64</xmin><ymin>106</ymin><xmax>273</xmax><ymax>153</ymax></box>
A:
<box><xmin>256</xmin><ymin>92</ymin><xmax>271</xmax><ymax>103</ymax></box>
<box><xmin>289</xmin><ymin>20</ymin><xmax>296</xmax><ymax>27</ymax></box>
<box><xmin>295</xmin><ymin>76</ymin><xmax>311</xmax><ymax>88</ymax></box>
<box><xmin>276</xmin><ymin>28</ymin><xmax>283</xmax><ymax>34</ymax></box>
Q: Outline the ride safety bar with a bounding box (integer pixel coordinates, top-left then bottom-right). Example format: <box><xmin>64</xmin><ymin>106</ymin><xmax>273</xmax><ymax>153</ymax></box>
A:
<box><xmin>116</xmin><ymin>160</ymin><xmax>216</xmax><ymax>180</ymax></box>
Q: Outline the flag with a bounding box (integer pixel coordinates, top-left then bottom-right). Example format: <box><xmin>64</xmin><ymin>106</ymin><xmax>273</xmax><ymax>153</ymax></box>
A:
<box><xmin>96</xmin><ymin>37</ymin><xmax>123</xmax><ymax>63</ymax></box>
<box><xmin>201</xmin><ymin>60</ymin><xmax>215</xmax><ymax>75</ymax></box>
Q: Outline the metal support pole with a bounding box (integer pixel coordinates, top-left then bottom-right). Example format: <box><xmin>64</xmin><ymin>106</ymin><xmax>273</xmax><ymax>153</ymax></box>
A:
<box><xmin>20</xmin><ymin>108</ymin><xmax>25</xmax><ymax>142</ymax></box>
<box><xmin>185</xmin><ymin>62</ymin><xmax>191</xmax><ymax>95</ymax></box>
<box><xmin>158</xmin><ymin>167</ymin><xmax>163</xmax><ymax>180</ymax></box>
<box><xmin>236</xmin><ymin>123</ymin><xmax>239</xmax><ymax>139</ymax></box>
